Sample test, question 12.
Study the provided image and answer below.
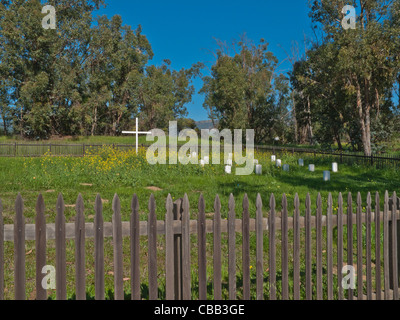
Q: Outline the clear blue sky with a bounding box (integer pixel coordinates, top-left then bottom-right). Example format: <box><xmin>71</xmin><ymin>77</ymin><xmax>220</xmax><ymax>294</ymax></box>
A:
<box><xmin>96</xmin><ymin>0</ymin><xmax>315</xmax><ymax>121</ymax></box>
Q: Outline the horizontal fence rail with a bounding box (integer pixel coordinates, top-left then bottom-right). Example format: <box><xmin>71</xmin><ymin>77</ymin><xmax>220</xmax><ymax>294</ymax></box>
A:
<box><xmin>0</xmin><ymin>191</ymin><xmax>399</xmax><ymax>300</ymax></box>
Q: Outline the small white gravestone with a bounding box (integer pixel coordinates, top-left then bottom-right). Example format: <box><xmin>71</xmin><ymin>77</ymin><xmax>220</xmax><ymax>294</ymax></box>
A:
<box><xmin>276</xmin><ymin>159</ymin><xmax>282</xmax><ymax>168</ymax></box>
<box><xmin>200</xmin><ymin>159</ymin><xmax>205</xmax><ymax>167</ymax></box>
<box><xmin>332</xmin><ymin>162</ymin><xmax>338</xmax><ymax>173</ymax></box>
<box><xmin>283</xmin><ymin>164</ymin><xmax>290</xmax><ymax>172</ymax></box>
<box><xmin>255</xmin><ymin>164</ymin><xmax>262</xmax><ymax>175</ymax></box>
<box><xmin>323</xmin><ymin>171</ymin><xmax>331</xmax><ymax>181</ymax></box>
<box><xmin>271</xmin><ymin>155</ymin><xmax>276</xmax><ymax>162</ymax></box>
<box><xmin>227</xmin><ymin>159</ymin><xmax>233</xmax><ymax>166</ymax></box>
<box><xmin>225</xmin><ymin>165</ymin><xmax>232</xmax><ymax>174</ymax></box>
<box><xmin>298</xmin><ymin>159</ymin><xmax>304</xmax><ymax>167</ymax></box>
<box><xmin>309</xmin><ymin>164</ymin><xmax>315</xmax><ymax>172</ymax></box>
<box><xmin>204</xmin><ymin>156</ymin><xmax>209</xmax><ymax>164</ymax></box>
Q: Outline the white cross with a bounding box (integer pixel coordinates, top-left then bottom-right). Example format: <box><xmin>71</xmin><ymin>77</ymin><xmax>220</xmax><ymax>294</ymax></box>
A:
<box><xmin>122</xmin><ymin>118</ymin><xmax>152</xmax><ymax>153</ymax></box>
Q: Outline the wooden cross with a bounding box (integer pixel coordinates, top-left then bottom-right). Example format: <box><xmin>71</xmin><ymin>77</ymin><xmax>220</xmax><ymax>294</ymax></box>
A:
<box><xmin>122</xmin><ymin>118</ymin><xmax>152</xmax><ymax>153</ymax></box>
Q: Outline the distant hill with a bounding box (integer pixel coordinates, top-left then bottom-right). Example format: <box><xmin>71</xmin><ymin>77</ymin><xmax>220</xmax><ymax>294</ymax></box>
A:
<box><xmin>195</xmin><ymin>120</ymin><xmax>218</xmax><ymax>130</ymax></box>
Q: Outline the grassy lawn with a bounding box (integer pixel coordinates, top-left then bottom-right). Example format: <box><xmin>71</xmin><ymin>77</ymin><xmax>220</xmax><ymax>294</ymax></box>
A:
<box><xmin>0</xmin><ymin>146</ymin><xmax>399</xmax><ymax>300</ymax></box>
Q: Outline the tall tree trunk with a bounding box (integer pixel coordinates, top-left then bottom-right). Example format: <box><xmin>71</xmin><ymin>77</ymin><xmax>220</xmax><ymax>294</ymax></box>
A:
<box><xmin>356</xmin><ymin>80</ymin><xmax>372</xmax><ymax>156</ymax></box>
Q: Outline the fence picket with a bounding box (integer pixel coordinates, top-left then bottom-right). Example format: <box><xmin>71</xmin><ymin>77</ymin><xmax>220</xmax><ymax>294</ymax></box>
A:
<box><xmin>305</xmin><ymin>193</ymin><xmax>312</xmax><ymax>300</ymax></box>
<box><xmin>347</xmin><ymin>193</ymin><xmax>354</xmax><ymax>300</ymax></box>
<box><xmin>94</xmin><ymin>194</ymin><xmax>104</xmax><ymax>300</ymax></box>
<box><xmin>391</xmin><ymin>192</ymin><xmax>398</xmax><ymax>300</ymax></box>
<box><xmin>198</xmin><ymin>194</ymin><xmax>207</xmax><ymax>300</ymax></box>
<box><xmin>182</xmin><ymin>194</ymin><xmax>191</xmax><ymax>300</ymax></box>
<box><xmin>281</xmin><ymin>194</ymin><xmax>289</xmax><ymax>300</ymax></box>
<box><xmin>269</xmin><ymin>193</ymin><xmax>276</xmax><ymax>300</ymax></box>
<box><xmin>14</xmin><ymin>193</ymin><xmax>25</xmax><ymax>300</ymax></box>
<box><xmin>148</xmin><ymin>194</ymin><xmax>158</xmax><ymax>301</ymax></box>
<box><xmin>75</xmin><ymin>194</ymin><xmax>86</xmax><ymax>300</ymax></box>
<box><xmin>242</xmin><ymin>194</ymin><xmax>250</xmax><ymax>300</ymax></box>
<box><xmin>316</xmin><ymin>193</ymin><xmax>323</xmax><ymax>300</ymax></box>
<box><xmin>131</xmin><ymin>194</ymin><xmax>140</xmax><ymax>301</ymax></box>
<box><xmin>165</xmin><ymin>194</ymin><xmax>174</xmax><ymax>300</ymax></box>
<box><xmin>356</xmin><ymin>193</ymin><xmax>363</xmax><ymax>300</ymax></box>
<box><xmin>256</xmin><ymin>194</ymin><xmax>264</xmax><ymax>301</ymax></box>
<box><xmin>0</xmin><ymin>199</ymin><xmax>3</xmax><ymax>301</ymax></box>
<box><xmin>35</xmin><ymin>194</ymin><xmax>46</xmax><ymax>300</ymax></box>
<box><xmin>327</xmin><ymin>193</ymin><xmax>333</xmax><ymax>300</ymax></box>
<box><xmin>384</xmin><ymin>191</ymin><xmax>390</xmax><ymax>300</ymax></box>
<box><xmin>366</xmin><ymin>193</ymin><xmax>372</xmax><ymax>300</ymax></box>
<box><xmin>228</xmin><ymin>194</ymin><xmax>236</xmax><ymax>300</ymax></box>
<box><xmin>337</xmin><ymin>193</ymin><xmax>344</xmax><ymax>300</ymax></box>
<box><xmin>112</xmin><ymin>194</ymin><xmax>124</xmax><ymax>300</ymax></box>
<box><xmin>293</xmin><ymin>194</ymin><xmax>300</xmax><ymax>300</ymax></box>
<box><xmin>213</xmin><ymin>195</ymin><xmax>222</xmax><ymax>300</ymax></box>
<box><xmin>375</xmin><ymin>192</ymin><xmax>381</xmax><ymax>300</ymax></box>
<box><xmin>55</xmin><ymin>193</ymin><xmax>66</xmax><ymax>300</ymax></box>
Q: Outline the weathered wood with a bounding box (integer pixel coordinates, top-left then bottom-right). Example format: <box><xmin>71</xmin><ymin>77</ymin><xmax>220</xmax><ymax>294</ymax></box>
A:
<box><xmin>55</xmin><ymin>193</ymin><xmax>66</xmax><ymax>300</ymax></box>
<box><xmin>228</xmin><ymin>194</ymin><xmax>236</xmax><ymax>300</ymax></box>
<box><xmin>356</xmin><ymin>192</ymin><xmax>363</xmax><ymax>300</ymax></box>
<box><xmin>316</xmin><ymin>193</ymin><xmax>323</xmax><ymax>300</ymax></box>
<box><xmin>269</xmin><ymin>193</ymin><xmax>276</xmax><ymax>300</ymax></box>
<box><xmin>131</xmin><ymin>194</ymin><xmax>140</xmax><ymax>300</ymax></box>
<box><xmin>366</xmin><ymin>193</ymin><xmax>372</xmax><ymax>300</ymax></box>
<box><xmin>213</xmin><ymin>195</ymin><xmax>222</xmax><ymax>300</ymax></box>
<box><xmin>0</xmin><ymin>199</ymin><xmax>3</xmax><ymax>300</ymax></box>
<box><xmin>35</xmin><ymin>194</ymin><xmax>47</xmax><ymax>300</ymax></box>
<box><xmin>305</xmin><ymin>193</ymin><xmax>312</xmax><ymax>300</ymax></box>
<box><xmin>112</xmin><ymin>194</ymin><xmax>124</xmax><ymax>300</ymax></box>
<box><xmin>165</xmin><ymin>194</ymin><xmax>175</xmax><ymax>300</ymax></box>
<box><xmin>293</xmin><ymin>194</ymin><xmax>300</xmax><ymax>301</ymax></box>
<box><xmin>327</xmin><ymin>193</ymin><xmax>333</xmax><ymax>300</ymax></box>
<box><xmin>390</xmin><ymin>192</ymin><xmax>398</xmax><ymax>300</ymax></box>
<box><xmin>14</xmin><ymin>193</ymin><xmax>25</xmax><ymax>300</ymax></box>
<box><xmin>173</xmin><ymin>199</ymin><xmax>182</xmax><ymax>300</ymax></box>
<box><xmin>337</xmin><ymin>193</ymin><xmax>344</xmax><ymax>300</ymax></box>
<box><xmin>198</xmin><ymin>194</ymin><xmax>207</xmax><ymax>300</ymax></box>
<box><xmin>75</xmin><ymin>194</ymin><xmax>86</xmax><ymax>300</ymax></box>
<box><xmin>375</xmin><ymin>192</ymin><xmax>381</xmax><ymax>300</ymax></box>
<box><xmin>384</xmin><ymin>191</ymin><xmax>390</xmax><ymax>300</ymax></box>
<box><xmin>181</xmin><ymin>194</ymin><xmax>191</xmax><ymax>300</ymax></box>
<box><xmin>281</xmin><ymin>193</ymin><xmax>289</xmax><ymax>300</ymax></box>
<box><xmin>148</xmin><ymin>194</ymin><xmax>158</xmax><ymax>301</ymax></box>
<box><xmin>94</xmin><ymin>194</ymin><xmax>104</xmax><ymax>300</ymax></box>
<box><xmin>242</xmin><ymin>194</ymin><xmax>250</xmax><ymax>300</ymax></box>
<box><xmin>347</xmin><ymin>193</ymin><xmax>354</xmax><ymax>300</ymax></box>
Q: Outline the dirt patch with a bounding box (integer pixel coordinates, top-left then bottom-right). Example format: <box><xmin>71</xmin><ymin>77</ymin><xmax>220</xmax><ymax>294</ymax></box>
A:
<box><xmin>146</xmin><ymin>186</ymin><xmax>163</xmax><ymax>192</ymax></box>
<box><xmin>65</xmin><ymin>204</ymin><xmax>76</xmax><ymax>208</ymax></box>
<box><xmin>45</xmin><ymin>190</ymin><xmax>55</xmax><ymax>193</ymax></box>
<box><xmin>80</xmin><ymin>183</ymin><xmax>93</xmax><ymax>187</ymax></box>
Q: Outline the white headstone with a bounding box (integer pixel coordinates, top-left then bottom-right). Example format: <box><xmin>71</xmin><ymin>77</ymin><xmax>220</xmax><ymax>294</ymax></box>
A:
<box><xmin>323</xmin><ymin>171</ymin><xmax>331</xmax><ymax>181</ymax></box>
<box><xmin>309</xmin><ymin>164</ymin><xmax>315</xmax><ymax>172</ymax></box>
<box><xmin>332</xmin><ymin>162</ymin><xmax>338</xmax><ymax>173</ymax></box>
<box><xmin>225</xmin><ymin>165</ymin><xmax>232</xmax><ymax>174</ymax></box>
<box><xmin>255</xmin><ymin>164</ymin><xmax>262</xmax><ymax>175</ymax></box>
<box><xmin>283</xmin><ymin>164</ymin><xmax>290</xmax><ymax>172</ymax></box>
<box><xmin>276</xmin><ymin>159</ymin><xmax>282</xmax><ymax>168</ymax></box>
<box><xmin>298</xmin><ymin>159</ymin><xmax>304</xmax><ymax>166</ymax></box>
<box><xmin>271</xmin><ymin>155</ymin><xmax>276</xmax><ymax>162</ymax></box>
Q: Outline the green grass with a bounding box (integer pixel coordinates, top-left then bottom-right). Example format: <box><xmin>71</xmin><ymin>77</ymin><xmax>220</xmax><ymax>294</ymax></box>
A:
<box><xmin>0</xmin><ymin>146</ymin><xmax>399</xmax><ymax>300</ymax></box>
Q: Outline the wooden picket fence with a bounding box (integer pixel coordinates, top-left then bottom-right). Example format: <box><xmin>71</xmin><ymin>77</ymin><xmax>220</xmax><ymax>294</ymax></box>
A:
<box><xmin>0</xmin><ymin>191</ymin><xmax>399</xmax><ymax>300</ymax></box>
